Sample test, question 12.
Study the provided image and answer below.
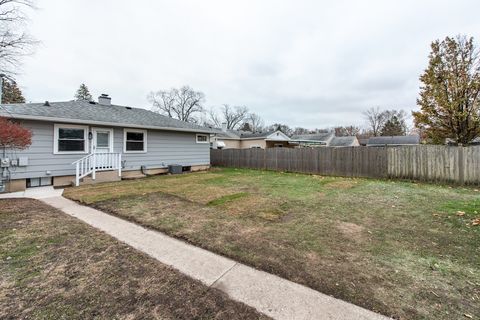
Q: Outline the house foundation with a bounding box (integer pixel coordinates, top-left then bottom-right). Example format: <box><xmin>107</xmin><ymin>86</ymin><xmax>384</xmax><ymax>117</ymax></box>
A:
<box><xmin>1</xmin><ymin>164</ymin><xmax>210</xmax><ymax>192</ymax></box>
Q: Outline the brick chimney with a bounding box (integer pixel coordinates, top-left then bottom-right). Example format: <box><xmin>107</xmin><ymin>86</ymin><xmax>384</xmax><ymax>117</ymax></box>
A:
<box><xmin>98</xmin><ymin>94</ymin><xmax>111</xmax><ymax>106</ymax></box>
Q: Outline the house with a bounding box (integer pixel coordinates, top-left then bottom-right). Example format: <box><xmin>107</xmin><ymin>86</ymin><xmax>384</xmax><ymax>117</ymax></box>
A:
<box><xmin>0</xmin><ymin>95</ymin><xmax>213</xmax><ymax>193</ymax></box>
<box><xmin>366</xmin><ymin>135</ymin><xmax>420</xmax><ymax>147</ymax></box>
<box><xmin>211</xmin><ymin>125</ymin><xmax>292</xmax><ymax>149</ymax></box>
<box><xmin>290</xmin><ymin>132</ymin><xmax>360</xmax><ymax>147</ymax></box>
<box><xmin>470</xmin><ymin>137</ymin><xmax>480</xmax><ymax>145</ymax></box>
<box><xmin>329</xmin><ymin>136</ymin><xmax>360</xmax><ymax>147</ymax></box>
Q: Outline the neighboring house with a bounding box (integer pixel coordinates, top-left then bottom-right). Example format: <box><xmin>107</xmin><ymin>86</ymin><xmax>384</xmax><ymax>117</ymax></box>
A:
<box><xmin>211</xmin><ymin>125</ymin><xmax>291</xmax><ymax>149</ymax></box>
<box><xmin>367</xmin><ymin>135</ymin><xmax>420</xmax><ymax>147</ymax></box>
<box><xmin>470</xmin><ymin>137</ymin><xmax>480</xmax><ymax>145</ymax></box>
<box><xmin>446</xmin><ymin>137</ymin><xmax>480</xmax><ymax>145</ymax></box>
<box><xmin>0</xmin><ymin>95</ymin><xmax>213</xmax><ymax>193</ymax></box>
<box><xmin>290</xmin><ymin>132</ymin><xmax>359</xmax><ymax>147</ymax></box>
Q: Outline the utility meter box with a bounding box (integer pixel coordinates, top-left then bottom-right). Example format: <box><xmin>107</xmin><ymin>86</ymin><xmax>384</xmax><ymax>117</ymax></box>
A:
<box><xmin>18</xmin><ymin>157</ymin><xmax>28</xmax><ymax>166</ymax></box>
<box><xmin>1</xmin><ymin>158</ymin><xmax>9</xmax><ymax>168</ymax></box>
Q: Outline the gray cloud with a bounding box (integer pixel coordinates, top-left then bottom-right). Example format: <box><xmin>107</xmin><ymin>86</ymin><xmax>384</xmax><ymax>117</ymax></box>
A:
<box><xmin>17</xmin><ymin>0</ymin><xmax>480</xmax><ymax>129</ymax></box>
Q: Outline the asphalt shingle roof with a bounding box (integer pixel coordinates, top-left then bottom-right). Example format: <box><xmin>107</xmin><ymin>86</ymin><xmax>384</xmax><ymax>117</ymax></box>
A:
<box><xmin>0</xmin><ymin>100</ymin><xmax>213</xmax><ymax>133</ymax></box>
<box><xmin>329</xmin><ymin>136</ymin><xmax>358</xmax><ymax>147</ymax></box>
<box><xmin>210</xmin><ymin>128</ymin><xmax>288</xmax><ymax>140</ymax></box>
<box><xmin>367</xmin><ymin>135</ymin><xmax>420</xmax><ymax>146</ymax></box>
<box><xmin>239</xmin><ymin>131</ymin><xmax>277</xmax><ymax>139</ymax></box>
<box><xmin>291</xmin><ymin>132</ymin><xmax>334</xmax><ymax>141</ymax></box>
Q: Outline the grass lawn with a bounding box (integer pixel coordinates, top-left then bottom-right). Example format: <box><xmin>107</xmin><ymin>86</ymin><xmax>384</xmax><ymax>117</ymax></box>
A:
<box><xmin>64</xmin><ymin>167</ymin><xmax>480</xmax><ymax>319</ymax></box>
<box><xmin>0</xmin><ymin>198</ymin><xmax>268</xmax><ymax>320</ymax></box>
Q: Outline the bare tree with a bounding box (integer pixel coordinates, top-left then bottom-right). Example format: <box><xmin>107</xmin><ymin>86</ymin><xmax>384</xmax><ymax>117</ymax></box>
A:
<box><xmin>363</xmin><ymin>107</ymin><xmax>387</xmax><ymax>136</ymax></box>
<box><xmin>148</xmin><ymin>86</ymin><xmax>205</xmax><ymax>123</ymax></box>
<box><xmin>334</xmin><ymin>125</ymin><xmax>361</xmax><ymax>136</ymax></box>
<box><xmin>221</xmin><ymin>104</ymin><xmax>249</xmax><ymax>129</ymax></box>
<box><xmin>207</xmin><ymin>104</ymin><xmax>249</xmax><ymax>130</ymax></box>
<box><xmin>0</xmin><ymin>0</ymin><xmax>37</xmax><ymax>76</ymax></box>
<box><xmin>293</xmin><ymin>127</ymin><xmax>310</xmax><ymax>135</ymax></box>
<box><xmin>207</xmin><ymin>107</ymin><xmax>222</xmax><ymax>127</ymax></box>
<box><xmin>245</xmin><ymin>112</ymin><xmax>264</xmax><ymax>132</ymax></box>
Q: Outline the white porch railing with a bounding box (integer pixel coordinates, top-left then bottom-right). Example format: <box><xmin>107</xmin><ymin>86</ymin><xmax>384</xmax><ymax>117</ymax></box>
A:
<box><xmin>72</xmin><ymin>153</ymin><xmax>122</xmax><ymax>186</ymax></box>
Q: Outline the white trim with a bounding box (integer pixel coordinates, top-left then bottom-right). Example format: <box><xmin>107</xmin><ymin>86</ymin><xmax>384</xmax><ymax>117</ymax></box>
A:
<box><xmin>92</xmin><ymin>127</ymin><xmax>114</xmax><ymax>153</ymax></box>
<box><xmin>0</xmin><ymin>113</ymin><xmax>214</xmax><ymax>134</ymax></box>
<box><xmin>123</xmin><ymin>128</ymin><xmax>147</xmax><ymax>153</ymax></box>
<box><xmin>196</xmin><ymin>134</ymin><xmax>209</xmax><ymax>144</ymax></box>
<box><xmin>53</xmin><ymin>123</ymin><xmax>89</xmax><ymax>154</ymax></box>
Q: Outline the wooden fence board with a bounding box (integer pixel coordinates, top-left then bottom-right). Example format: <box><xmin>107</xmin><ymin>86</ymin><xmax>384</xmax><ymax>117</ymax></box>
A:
<box><xmin>210</xmin><ymin>145</ymin><xmax>480</xmax><ymax>184</ymax></box>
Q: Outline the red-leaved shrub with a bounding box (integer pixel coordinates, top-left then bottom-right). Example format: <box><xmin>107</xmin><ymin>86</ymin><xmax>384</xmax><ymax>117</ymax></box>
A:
<box><xmin>0</xmin><ymin>117</ymin><xmax>32</xmax><ymax>150</ymax></box>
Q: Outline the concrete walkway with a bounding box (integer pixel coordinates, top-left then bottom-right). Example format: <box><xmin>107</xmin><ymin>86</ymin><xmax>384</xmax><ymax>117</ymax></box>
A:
<box><xmin>1</xmin><ymin>187</ymin><xmax>390</xmax><ymax>320</ymax></box>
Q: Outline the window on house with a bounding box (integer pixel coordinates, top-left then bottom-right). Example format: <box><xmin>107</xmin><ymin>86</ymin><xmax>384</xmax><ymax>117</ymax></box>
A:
<box><xmin>54</xmin><ymin>124</ymin><xmax>88</xmax><ymax>154</ymax></box>
<box><xmin>274</xmin><ymin>144</ymin><xmax>284</xmax><ymax>148</ymax></box>
<box><xmin>124</xmin><ymin>129</ymin><xmax>147</xmax><ymax>152</ymax></box>
<box><xmin>196</xmin><ymin>134</ymin><xmax>209</xmax><ymax>143</ymax></box>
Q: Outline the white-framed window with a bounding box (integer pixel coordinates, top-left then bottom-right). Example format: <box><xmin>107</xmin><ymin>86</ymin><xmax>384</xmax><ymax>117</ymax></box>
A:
<box><xmin>250</xmin><ymin>145</ymin><xmax>262</xmax><ymax>149</ymax></box>
<box><xmin>196</xmin><ymin>134</ymin><xmax>209</xmax><ymax>143</ymax></box>
<box><xmin>124</xmin><ymin>129</ymin><xmax>147</xmax><ymax>153</ymax></box>
<box><xmin>274</xmin><ymin>143</ymin><xmax>284</xmax><ymax>148</ymax></box>
<box><xmin>53</xmin><ymin>124</ymin><xmax>89</xmax><ymax>154</ymax></box>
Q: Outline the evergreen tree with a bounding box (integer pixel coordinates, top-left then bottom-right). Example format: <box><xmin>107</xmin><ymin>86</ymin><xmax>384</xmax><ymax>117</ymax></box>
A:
<box><xmin>413</xmin><ymin>36</ymin><xmax>480</xmax><ymax>145</ymax></box>
<box><xmin>380</xmin><ymin>116</ymin><xmax>406</xmax><ymax>136</ymax></box>
<box><xmin>75</xmin><ymin>83</ymin><xmax>92</xmax><ymax>101</ymax></box>
<box><xmin>239</xmin><ymin>122</ymin><xmax>252</xmax><ymax>132</ymax></box>
<box><xmin>1</xmin><ymin>79</ymin><xmax>25</xmax><ymax>103</ymax></box>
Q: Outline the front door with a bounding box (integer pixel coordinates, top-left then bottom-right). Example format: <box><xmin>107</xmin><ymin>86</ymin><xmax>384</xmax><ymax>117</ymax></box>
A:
<box><xmin>92</xmin><ymin>128</ymin><xmax>114</xmax><ymax>167</ymax></box>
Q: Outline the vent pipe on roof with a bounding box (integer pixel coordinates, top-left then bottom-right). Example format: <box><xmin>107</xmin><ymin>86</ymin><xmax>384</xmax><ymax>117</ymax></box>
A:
<box><xmin>43</xmin><ymin>101</ymin><xmax>50</xmax><ymax>106</ymax></box>
<box><xmin>98</xmin><ymin>94</ymin><xmax>111</xmax><ymax>106</ymax></box>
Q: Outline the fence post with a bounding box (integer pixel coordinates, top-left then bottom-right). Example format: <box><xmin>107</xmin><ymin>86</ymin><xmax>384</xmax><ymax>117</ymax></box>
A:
<box><xmin>458</xmin><ymin>146</ymin><xmax>464</xmax><ymax>185</ymax></box>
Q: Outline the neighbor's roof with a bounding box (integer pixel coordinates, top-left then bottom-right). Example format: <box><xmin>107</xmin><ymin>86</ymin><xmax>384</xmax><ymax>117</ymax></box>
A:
<box><xmin>358</xmin><ymin>138</ymin><xmax>369</xmax><ymax>146</ymax></box>
<box><xmin>212</xmin><ymin>129</ymin><xmax>290</xmax><ymax>140</ymax></box>
<box><xmin>329</xmin><ymin>136</ymin><xmax>359</xmax><ymax>147</ymax></box>
<box><xmin>367</xmin><ymin>135</ymin><xmax>420</xmax><ymax>146</ymax></box>
<box><xmin>0</xmin><ymin>100</ymin><xmax>214</xmax><ymax>133</ymax></box>
<box><xmin>291</xmin><ymin>132</ymin><xmax>334</xmax><ymax>141</ymax></box>
<box><xmin>210</xmin><ymin>128</ymin><xmax>245</xmax><ymax>139</ymax></box>
<box><xmin>239</xmin><ymin>131</ymin><xmax>278</xmax><ymax>139</ymax></box>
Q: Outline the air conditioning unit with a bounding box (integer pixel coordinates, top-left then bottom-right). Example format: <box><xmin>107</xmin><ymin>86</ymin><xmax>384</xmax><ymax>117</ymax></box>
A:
<box><xmin>168</xmin><ymin>164</ymin><xmax>183</xmax><ymax>174</ymax></box>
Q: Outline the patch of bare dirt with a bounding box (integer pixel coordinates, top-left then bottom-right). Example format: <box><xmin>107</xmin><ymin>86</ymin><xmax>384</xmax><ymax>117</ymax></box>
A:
<box><xmin>325</xmin><ymin>180</ymin><xmax>358</xmax><ymax>190</ymax></box>
<box><xmin>337</xmin><ymin>221</ymin><xmax>366</xmax><ymax>242</ymax></box>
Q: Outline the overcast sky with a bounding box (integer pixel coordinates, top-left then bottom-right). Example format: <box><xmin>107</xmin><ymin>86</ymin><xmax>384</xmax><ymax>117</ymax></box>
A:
<box><xmin>17</xmin><ymin>0</ymin><xmax>480</xmax><ymax>129</ymax></box>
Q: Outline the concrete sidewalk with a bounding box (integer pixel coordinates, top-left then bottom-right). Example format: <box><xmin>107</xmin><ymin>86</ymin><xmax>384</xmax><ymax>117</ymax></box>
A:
<box><xmin>2</xmin><ymin>188</ymin><xmax>390</xmax><ymax>320</ymax></box>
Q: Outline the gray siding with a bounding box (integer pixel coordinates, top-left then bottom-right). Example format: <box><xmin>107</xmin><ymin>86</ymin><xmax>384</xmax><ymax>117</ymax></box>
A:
<box><xmin>7</xmin><ymin>120</ymin><xmax>210</xmax><ymax>180</ymax></box>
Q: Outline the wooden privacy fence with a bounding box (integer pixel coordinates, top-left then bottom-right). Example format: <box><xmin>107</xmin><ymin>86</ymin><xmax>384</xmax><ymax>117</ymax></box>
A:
<box><xmin>210</xmin><ymin>146</ymin><xmax>480</xmax><ymax>184</ymax></box>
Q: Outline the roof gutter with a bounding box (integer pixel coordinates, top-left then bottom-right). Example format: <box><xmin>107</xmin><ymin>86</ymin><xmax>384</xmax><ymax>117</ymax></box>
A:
<box><xmin>0</xmin><ymin>113</ymin><xmax>215</xmax><ymax>134</ymax></box>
